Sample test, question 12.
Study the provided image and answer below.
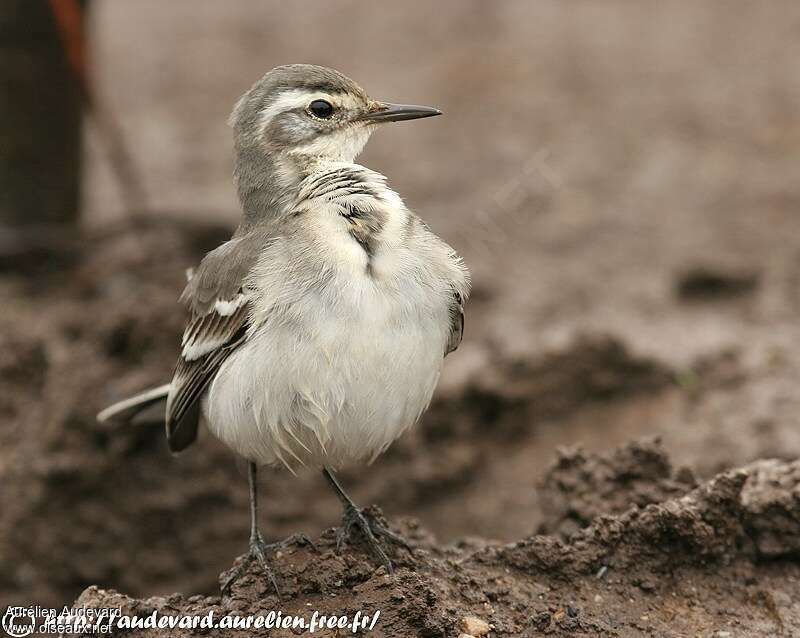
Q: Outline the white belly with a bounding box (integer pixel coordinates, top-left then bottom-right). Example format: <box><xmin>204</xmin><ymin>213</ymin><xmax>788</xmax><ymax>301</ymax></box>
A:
<box><xmin>203</xmin><ymin>277</ymin><xmax>447</xmax><ymax>470</ymax></box>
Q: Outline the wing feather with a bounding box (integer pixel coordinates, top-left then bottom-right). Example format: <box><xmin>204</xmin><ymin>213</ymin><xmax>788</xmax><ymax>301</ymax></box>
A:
<box><xmin>445</xmin><ymin>290</ymin><xmax>464</xmax><ymax>356</ymax></box>
<box><xmin>164</xmin><ymin>230</ymin><xmax>273</xmax><ymax>453</ymax></box>
<box><xmin>165</xmin><ymin>299</ymin><xmax>250</xmax><ymax>452</ymax></box>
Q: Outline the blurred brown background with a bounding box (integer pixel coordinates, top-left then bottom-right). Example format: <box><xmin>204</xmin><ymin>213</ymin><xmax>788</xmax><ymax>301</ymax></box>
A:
<box><xmin>2</xmin><ymin>0</ymin><xmax>799</xmax><ymax>609</ymax></box>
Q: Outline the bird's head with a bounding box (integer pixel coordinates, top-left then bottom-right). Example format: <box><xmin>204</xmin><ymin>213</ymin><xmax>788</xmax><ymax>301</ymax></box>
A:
<box><xmin>229</xmin><ymin>64</ymin><xmax>441</xmax><ymax>165</ymax></box>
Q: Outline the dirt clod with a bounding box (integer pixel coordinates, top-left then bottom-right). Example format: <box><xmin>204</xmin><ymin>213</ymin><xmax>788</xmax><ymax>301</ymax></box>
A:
<box><xmin>536</xmin><ymin>437</ymin><xmax>696</xmax><ymax>536</ymax></box>
<box><xmin>460</xmin><ymin>615</ymin><xmax>490</xmax><ymax>636</ymax></box>
<box><xmin>676</xmin><ymin>265</ymin><xmax>760</xmax><ymax>301</ymax></box>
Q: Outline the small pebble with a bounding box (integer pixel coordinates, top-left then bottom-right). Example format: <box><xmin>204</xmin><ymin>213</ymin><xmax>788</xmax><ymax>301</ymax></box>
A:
<box><xmin>594</xmin><ymin>594</ymin><xmax>603</xmax><ymax>603</ymax></box>
<box><xmin>458</xmin><ymin>635</ymin><xmax>475</xmax><ymax>638</ymax></box>
<box><xmin>638</xmin><ymin>579</ymin><xmax>656</xmax><ymax>592</ymax></box>
<box><xmin>460</xmin><ymin>616</ymin><xmax>490</xmax><ymax>637</ymax></box>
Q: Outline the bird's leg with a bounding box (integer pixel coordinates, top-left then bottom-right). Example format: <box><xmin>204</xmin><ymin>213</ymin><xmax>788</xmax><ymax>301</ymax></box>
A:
<box><xmin>221</xmin><ymin>462</ymin><xmax>314</xmax><ymax>597</ymax></box>
<box><xmin>322</xmin><ymin>467</ymin><xmax>411</xmax><ymax>574</ymax></box>
<box><xmin>221</xmin><ymin>462</ymin><xmax>280</xmax><ymax>595</ymax></box>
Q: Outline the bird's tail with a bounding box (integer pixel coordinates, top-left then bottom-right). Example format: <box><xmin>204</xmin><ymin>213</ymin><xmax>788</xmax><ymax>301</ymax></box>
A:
<box><xmin>97</xmin><ymin>384</ymin><xmax>170</xmax><ymax>424</ymax></box>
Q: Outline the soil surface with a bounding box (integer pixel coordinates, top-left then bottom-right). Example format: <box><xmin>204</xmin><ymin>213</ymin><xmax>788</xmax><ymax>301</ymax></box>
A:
<box><xmin>2</xmin><ymin>3</ymin><xmax>800</xmax><ymax>637</ymax></box>
<box><xmin>72</xmin><ymin>447</ymin><xmax>800</xmax><ymax>637</ymax></box>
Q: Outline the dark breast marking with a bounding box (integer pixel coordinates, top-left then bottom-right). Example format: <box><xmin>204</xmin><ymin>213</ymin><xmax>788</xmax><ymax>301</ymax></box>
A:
<box><xmin>340</xmin><ymin>201</ymin><xmax>383</xmax><ymax>275</ymax></box>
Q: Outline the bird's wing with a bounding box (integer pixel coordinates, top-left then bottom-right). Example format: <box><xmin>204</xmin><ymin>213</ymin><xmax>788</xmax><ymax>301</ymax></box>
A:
<box><xmin>165</xmin><ymin>231</ymin><xmax>269</xmax><ymax>452</ymax></box>
<box><xmin>445</xmin><ymin>290</ymin><xmax>465</xmax><ymax>356</ymax></box>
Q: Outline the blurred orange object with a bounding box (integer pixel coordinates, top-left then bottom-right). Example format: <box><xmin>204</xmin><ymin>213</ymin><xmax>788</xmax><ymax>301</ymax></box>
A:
<box><xmin>48</xmin><ymin>0</ymin><xmax>89</xmax><ymax>99</ymax></box>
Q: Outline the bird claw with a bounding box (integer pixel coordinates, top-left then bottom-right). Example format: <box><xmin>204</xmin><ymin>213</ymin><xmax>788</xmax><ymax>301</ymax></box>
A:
<box><xmin>221</xmin><ymin>531</ymin><xmax>280</xmax><ymax>597</ymax></box>
<box><xmin>335</xmin><ymin>504</ymin><xmax>412</xmax><ymax>574</ymax></box>
<box><xmin>221</xmin><ymin>531</ymin><xmax>316</xmax><ymax>598</ymax></box>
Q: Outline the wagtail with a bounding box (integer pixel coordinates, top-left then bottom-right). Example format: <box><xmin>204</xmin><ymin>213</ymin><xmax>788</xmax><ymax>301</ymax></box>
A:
<box><xmin>98</xmin><ymin>64</ymin><xmax>470</xmax><ymax>592</ymax></box>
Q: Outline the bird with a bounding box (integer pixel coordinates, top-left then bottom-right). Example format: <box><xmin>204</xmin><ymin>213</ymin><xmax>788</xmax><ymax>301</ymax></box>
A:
<box><xmin>97</xmin><ymin>64</ymin><xmax>470</xmax><ymax>593</ymax></box>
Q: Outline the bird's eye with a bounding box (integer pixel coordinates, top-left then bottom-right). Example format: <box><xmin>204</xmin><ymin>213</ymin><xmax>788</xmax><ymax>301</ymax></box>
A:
<box><xmin>308</xmin><ymin>99</ymin><xmax>334</xmax><ymax>119</ymax></box>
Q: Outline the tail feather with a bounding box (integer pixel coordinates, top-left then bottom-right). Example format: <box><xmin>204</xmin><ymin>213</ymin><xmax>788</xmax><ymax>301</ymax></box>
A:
<box><xmin>97</xmin><ymin>384</ymin><xmax>170</xmax><ymax>424</ymax></box>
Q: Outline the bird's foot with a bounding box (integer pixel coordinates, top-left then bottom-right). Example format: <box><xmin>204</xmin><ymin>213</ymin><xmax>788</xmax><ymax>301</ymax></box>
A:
<box><xmin>336</xmin><ymin>504</ymin><xmax>411</xmax><ymax>574</ymax></box>
<box><xmin>221</xmin><ymin>532</ymin><xmax>316</xmax><ymax>597</ymax></box>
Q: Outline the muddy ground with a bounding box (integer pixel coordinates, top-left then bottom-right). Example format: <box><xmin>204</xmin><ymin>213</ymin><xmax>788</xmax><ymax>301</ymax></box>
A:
<box><xmin>2</xmin><ymin>2</ymin><xmax>800</xmax><ymax>637</ymax></box>
<box><xmin>73</xmin><ymin>449</ymin><xmax>800</xmax><ymax>637</ymax></box>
